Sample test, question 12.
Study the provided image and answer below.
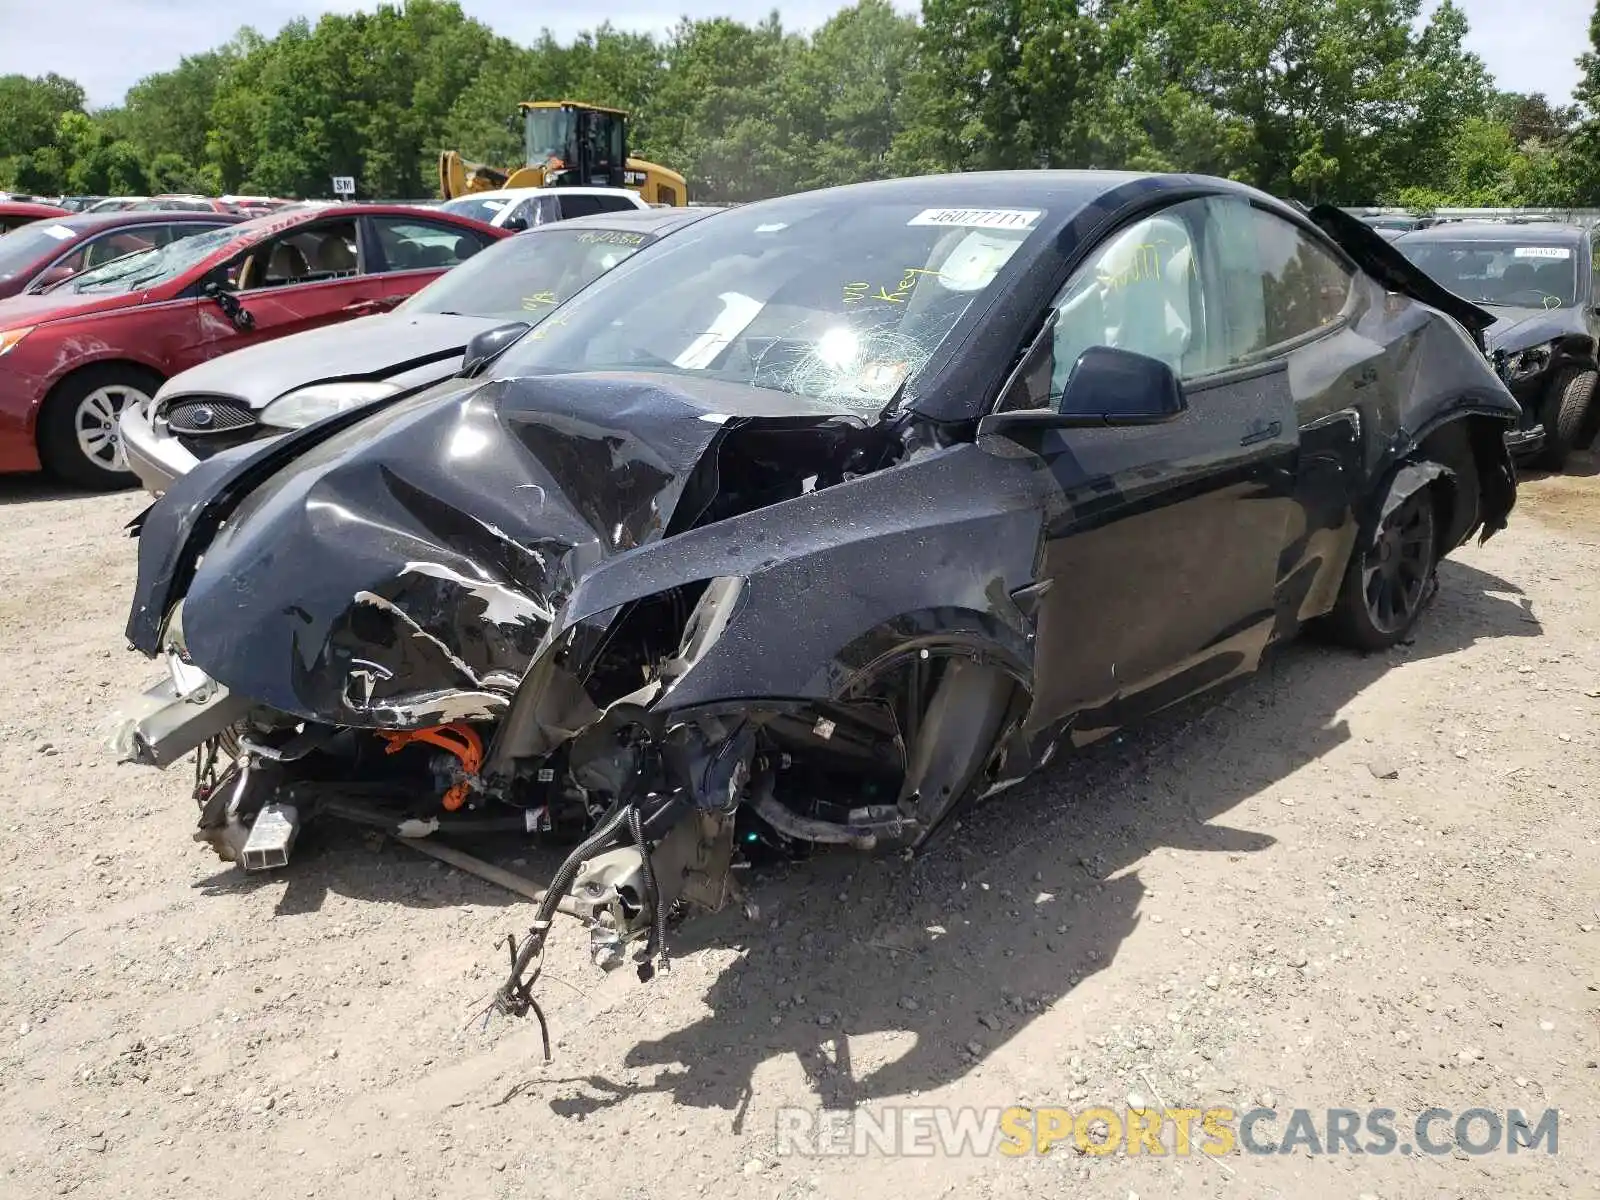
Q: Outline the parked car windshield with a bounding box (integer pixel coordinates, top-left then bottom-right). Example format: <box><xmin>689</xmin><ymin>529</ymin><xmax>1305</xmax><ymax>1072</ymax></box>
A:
<box><xmin>0</xmin><ymin>220</ymin><xmax>77</xmax><ymax>282</ymax></box>
<box><xmin>55</xmin><ymin>225</ymin><xmax>240</xmax><ymax>294</ymax></box>
<box><xmin>400</xmin><ymin>225</ymin><xmax>656</xmax><ymax>324</ymax></box>
<box><xmin>1399</xmin><ymin>239</ymin><xmax>1578</xmax><ymax>307</ymax></box>
<box><xmin>489</xmin><ymin>199</ymin><xmax>1043</xmax><ymax>414</ymax></box>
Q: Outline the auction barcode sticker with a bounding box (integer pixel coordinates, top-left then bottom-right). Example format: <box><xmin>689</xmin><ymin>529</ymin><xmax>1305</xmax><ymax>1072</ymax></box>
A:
<box><xmin>1513</xmin><ymin>246</ymin><xmax>1571</xmax><ymax>259</ymax></box>
<box><xmin>909</xmin><ymin>208</ymin><xmax>1043</xmax><ymax>231</ymax></box>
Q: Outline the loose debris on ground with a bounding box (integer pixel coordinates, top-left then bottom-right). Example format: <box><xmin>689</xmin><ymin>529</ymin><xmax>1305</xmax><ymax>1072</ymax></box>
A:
<box><xmin>1</xmin><ymin>459</ymin><xmax>1597</xmax><ymax>1199</ymax></box>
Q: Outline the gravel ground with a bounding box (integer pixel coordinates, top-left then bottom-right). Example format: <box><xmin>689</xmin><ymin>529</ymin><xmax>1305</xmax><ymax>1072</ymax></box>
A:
<box><xmin>0</xmin><ymin>456</ymin><xmax>1597</xmax><ymax>1200</ymax></box>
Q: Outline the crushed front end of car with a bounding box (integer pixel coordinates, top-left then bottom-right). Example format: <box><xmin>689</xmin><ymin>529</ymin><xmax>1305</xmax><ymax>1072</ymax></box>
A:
<box><xmin>117</xmin><ymin>369</ymin><xmax>1047</xmax><ymax>1042</ymax></box>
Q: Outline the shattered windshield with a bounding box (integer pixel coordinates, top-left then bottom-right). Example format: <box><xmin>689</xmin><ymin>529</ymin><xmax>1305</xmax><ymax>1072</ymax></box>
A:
<box><xmin>399</xmin><ymin>226</ymin><xmax>654</xmax><ymax>323</ymax></box>
<box><xmin>1398</xmin><ymin>239</ymin><xmax>1578</xmax><ymax>308</ymax></box>
<box><xmin>489</xmin><ymin>200</ymin><xmax>1044</xmax><ymax>414</ymax></box>
<box><xmin>59</xmin><ymin>225</ymin><xmax>239</xmax><ymax>294</ymax></box>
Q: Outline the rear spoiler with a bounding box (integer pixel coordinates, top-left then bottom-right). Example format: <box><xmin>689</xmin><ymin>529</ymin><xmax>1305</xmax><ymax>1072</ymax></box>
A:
<box><xmin>1306</xmin><ymin>203</ymin><xmax>1496</xmax><ymax>350</ymax></box>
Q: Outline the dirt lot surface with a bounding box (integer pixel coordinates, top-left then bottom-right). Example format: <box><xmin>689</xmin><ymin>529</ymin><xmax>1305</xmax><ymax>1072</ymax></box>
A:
<box><xmin>1</xmin><ymin>457</ymin><xmax>1598</xmax><ymax>1200</ymax></box>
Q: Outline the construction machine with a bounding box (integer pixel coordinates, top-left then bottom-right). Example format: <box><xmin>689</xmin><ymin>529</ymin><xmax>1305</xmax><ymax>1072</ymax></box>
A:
<box><xmin>439</xmin><ymin>101</ymin><xmax>688</xmax><ymax>207</ymax></box>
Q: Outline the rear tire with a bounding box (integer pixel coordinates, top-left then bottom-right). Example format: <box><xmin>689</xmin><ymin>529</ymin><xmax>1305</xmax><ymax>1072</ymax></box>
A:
<box><xmin>37</xmin><ymin>365</ymin><xmax>156</xmax><ymax>490</ymax></box>
<box><xmin>1323</xmin><ymin>485</ymin><xmax>1439</xmax><ymax>652</ymax></box>
<box><xmin>1532</xmin><ymin>367</ymin><xmax>1597</xmax><ymax>471</ymax></box>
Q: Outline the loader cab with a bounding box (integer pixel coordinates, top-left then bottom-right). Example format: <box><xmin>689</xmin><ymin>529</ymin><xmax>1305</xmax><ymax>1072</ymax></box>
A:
<box><xmin>521</xmin><ymin>102</ymin><xmax>627</xmax><ymax>190</ymax></box>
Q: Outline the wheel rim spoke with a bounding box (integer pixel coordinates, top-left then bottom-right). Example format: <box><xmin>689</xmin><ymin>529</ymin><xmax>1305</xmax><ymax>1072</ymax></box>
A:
<box><xmin>73</xmin><ymin>385</ymin><xmax>146</xmax><ymax>475</ymax></box>
<box><xmin>1362</xmin><ymin>493</ymin><xmax>1435</xmax><ymax>634</ymax></box>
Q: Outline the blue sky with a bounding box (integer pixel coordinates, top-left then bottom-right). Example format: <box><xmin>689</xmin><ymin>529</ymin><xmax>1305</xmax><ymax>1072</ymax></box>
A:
<box><xmin>0</xmin><ymin>0</ymin><xmax>1589</xmax><ymax>111</ymax></box>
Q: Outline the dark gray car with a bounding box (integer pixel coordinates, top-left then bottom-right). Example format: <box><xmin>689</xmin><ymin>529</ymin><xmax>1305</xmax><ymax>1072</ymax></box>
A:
<box><xmin>1395</xmin><ymin>221</ymin><xmax>1600</xmax><ymax>468</ymax></box>
<box><xmin>121</xmin><ymin>205</ymin><xmax>719</xmax><ymax>493</ymax></box>
<box><xmin>118</xmin><ymin>172</ymin><xmax>1518</xmax><ymax>1034</ymax></box>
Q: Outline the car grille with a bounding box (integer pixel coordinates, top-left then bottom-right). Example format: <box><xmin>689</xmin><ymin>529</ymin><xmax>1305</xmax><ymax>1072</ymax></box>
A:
<box><xmin>163</xmin><ymin>397</ymin><xmax>258</xmax><ymax>437</ymax></box>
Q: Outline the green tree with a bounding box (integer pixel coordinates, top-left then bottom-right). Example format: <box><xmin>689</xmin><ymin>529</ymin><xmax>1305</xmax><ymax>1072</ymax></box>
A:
<box><xmin>1567</xmin><ymin>0</ymin><xmax>1600</xmax><ymax>202</ymax></box>
<box><xmin>645</xmin><ymin>15</ymin><xmax>806</xmax><ymax>200</ymax></box>
<box><xmin>120</xmin><ymin>50</ymin><xmax>234</xmax><ymax>169</ymax></box>
<box><xmin>785</xmin><ymin>1</ymin><xmax>919</xmax><ymax>190</ymax></box>
<box><xmin>0</xmin><ymin>73</ymin><xmax>86</xmax><ymax>190</ymax></box>
<box><xmin>0</xmin><ymin>73</ymin><xmax>85</xmax><ymax>160</ymax></box>
<box><xmin>891</xmin><ymin>0</ymin><xmax>1030</xmax><ymax>173</ymax></box>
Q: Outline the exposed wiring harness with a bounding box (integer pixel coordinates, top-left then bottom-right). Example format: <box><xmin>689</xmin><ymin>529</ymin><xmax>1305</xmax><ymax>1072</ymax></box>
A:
<box><xmin>628</xmin><ymin>802</ymin><xmax>670</xmax><ymax>982</ymax></box>
<box><xmin>492</xmin><ymin>801</ymin><xmax>637</xmax><ymax>1058</ymax></box>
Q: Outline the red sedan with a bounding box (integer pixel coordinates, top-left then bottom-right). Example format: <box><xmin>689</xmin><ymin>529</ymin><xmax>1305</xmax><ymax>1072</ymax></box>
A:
<box><xmin>0</xmin><ymin>203</ymin><xmax>506</xmax><ymax>488</ymax></box>
<box><xmin>0</xmin><ymin>209</ymin><xmax>244</xmax><ymax>300</ymax></box>
<box><xmin>0</xmin><ymin>200</ymin><xmax>70</xmax><ymax>234</ymax></box>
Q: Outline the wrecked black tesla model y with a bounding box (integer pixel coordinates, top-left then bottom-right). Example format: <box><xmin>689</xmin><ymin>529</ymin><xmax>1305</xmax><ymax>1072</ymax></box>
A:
<box><xmin>117</xmin><ymin>172</ymin><xmax>1518</xmax><ymax>1033</ymax></box>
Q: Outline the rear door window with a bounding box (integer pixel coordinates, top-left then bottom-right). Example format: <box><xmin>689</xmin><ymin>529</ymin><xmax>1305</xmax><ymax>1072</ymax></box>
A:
<box><xmin>557</xmin><ymin>194</ymin><xmax>637</xmax><ymax>220</ymax></box>
<box><xmin>502</xmin><ymin>195</ymin><xmax>563</xmax><ymax>229</ymax></box>
<box><xmin>368</xmin><ymin>218</ymin><xmax>488</xmax><ymax>272</ymax></box>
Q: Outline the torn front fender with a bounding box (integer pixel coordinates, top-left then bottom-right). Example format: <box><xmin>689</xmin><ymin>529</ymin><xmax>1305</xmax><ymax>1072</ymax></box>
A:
<box><xmin>127</xmin><ymin>371</ymin><xmax>893</xmax><ymax>729</ymax></box>
<box><xmin>485</xmin><ymin>442</ymin><xmax>1053</xmax><ymax>772</ymax></box>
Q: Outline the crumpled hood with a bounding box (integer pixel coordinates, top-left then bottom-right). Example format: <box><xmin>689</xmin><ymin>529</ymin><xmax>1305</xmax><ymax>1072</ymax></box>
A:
<box><xmin>1482</xmin><ymin>306</ymin><xmax>1584</xmax><ymax>355</ymax></box>
<box><xmin>155</xmin><ymin>312</ymin><xmax>501</xmax><ymax>411</ymax></box>
<box><xmin>150</xmin><ymin>370</ymin><xmax>846</xmax><ymax>727</ymax></box>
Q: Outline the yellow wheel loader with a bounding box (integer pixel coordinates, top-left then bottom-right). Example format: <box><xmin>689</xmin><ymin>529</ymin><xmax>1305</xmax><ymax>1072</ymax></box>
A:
<box><xmin>439</xmin><ymin>101</ymin><xmax>688</xmax><ymax>206</ymax></box>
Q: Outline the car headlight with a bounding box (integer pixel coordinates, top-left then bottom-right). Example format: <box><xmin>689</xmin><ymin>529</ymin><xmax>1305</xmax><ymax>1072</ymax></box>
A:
<box><xmin>258</xmin><ymin>380</ymin><xmax>400</xmax><ymax>430</ymax></box>
<box><xmin>1499</xmin><ymin>344</ymin><xmax>1553</xmax><ymax>383</ymax></box>
<box><xmin>0</xmin><ymin>326</ymin><xmax>35</xmax><ymax>357</ymax></box>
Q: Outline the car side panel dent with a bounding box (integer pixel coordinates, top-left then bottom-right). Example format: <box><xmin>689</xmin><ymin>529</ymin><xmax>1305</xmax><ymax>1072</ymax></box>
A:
<box><xmin>1365</xmin><ymin>308</ymin><xmax>1517</xmax><ymax>540</ymax></box>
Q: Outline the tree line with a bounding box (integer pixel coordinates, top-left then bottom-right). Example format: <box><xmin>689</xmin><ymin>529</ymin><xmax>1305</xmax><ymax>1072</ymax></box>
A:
<box><xmin>3</xmin><ymin>0</ymin><xmax>1600</xmax><ymax>208</ymax></box>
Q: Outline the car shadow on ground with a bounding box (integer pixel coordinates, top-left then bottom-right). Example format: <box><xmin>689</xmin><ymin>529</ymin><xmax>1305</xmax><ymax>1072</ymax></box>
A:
<box><xmin>0</xmin><ymin>474</ymin><xmax>89</xmax><ymax>505</ymax></box>
<box><xmin>1518</xmin><ymin>447</ymin><xmax>1600</xmax><ymax>480</ymax></box>
<box><xmin>191</xmin><ymin>827</ymin><xmax>538</xmax><ymax>915</ymax></box>
<box><xmin>487</xmin><ymin>558</ymin><xmax>1540</xmax><ymax>1125</ymax></box>
<box><xmin>188</xmin><ymin>558</ymin><xmax>1539</xmax><ymax>1123</ymax></box>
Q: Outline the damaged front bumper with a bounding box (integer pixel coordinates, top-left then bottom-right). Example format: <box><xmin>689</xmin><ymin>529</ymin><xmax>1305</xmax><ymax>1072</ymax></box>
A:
<box><xmin>116</xmin><ymin>372</ymin><xmax>1051</xmax><ymax>1054</ymax></box>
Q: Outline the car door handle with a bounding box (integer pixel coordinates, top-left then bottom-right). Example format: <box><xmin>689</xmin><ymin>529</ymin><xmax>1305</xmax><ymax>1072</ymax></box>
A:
<box><xmin>1239</xmin><ymin>420</ymin><xmax>1282</xmax><ymax>447</ymax></box>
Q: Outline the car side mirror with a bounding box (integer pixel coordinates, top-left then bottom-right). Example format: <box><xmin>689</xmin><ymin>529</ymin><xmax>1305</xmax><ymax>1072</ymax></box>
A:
<box><xmin>502</xmin><ymin>215</ymin><xmax>529</xmax><ymax>233</ymax></box>
<box><xmin>26</xmin><ymin>264</ymin><xmax>75</xmax><ymax>293</ymax></box>
<box><xmin>205</xmin><ymin>280</ymin><xmax>254</xmax><ymax>331</ymax></box>
<box><xmin>978</xmin><ymin>346</ymin><xmax>1188</xmax><ymax>440</ymax></box>
<box><xmin>460</xmin><ymin>321</ymin><xmax>532</xmax><ymax>377</ymax></box>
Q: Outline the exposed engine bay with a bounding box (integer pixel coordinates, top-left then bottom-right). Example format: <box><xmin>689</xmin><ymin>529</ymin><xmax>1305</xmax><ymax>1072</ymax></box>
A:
<box><xmin>116</xmin><ymin>371</ymin><xmax>1042</xmax><ymax>1044</ymax></box>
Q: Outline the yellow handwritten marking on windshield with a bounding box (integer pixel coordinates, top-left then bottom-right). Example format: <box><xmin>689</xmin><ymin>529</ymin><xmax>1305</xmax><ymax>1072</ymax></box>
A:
<box><xmin>528</xmin><ymin>313</ymin><xmax>573</xmax><ymax>340</ymax></box>
<box><xmin>577</xmin><ymin>230</ymin><xmax>646</xmax><ymax>247</ymax></box>
<box><xmin>522</xmin><ymin>291</ymin><xmax>559</xmax><ymax>310</ymax></box>
<box><xmin>843</xmin><ymin>267</ymin><xmax>941</xmax><ymax>307</ymax></box>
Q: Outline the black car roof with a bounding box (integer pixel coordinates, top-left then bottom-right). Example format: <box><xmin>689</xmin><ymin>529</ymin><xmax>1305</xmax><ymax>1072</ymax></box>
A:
<box><xmin>749</xmin><ymin>169</ymin><xmax>1163</xmax><ymax>212</ymax></box>
<box><xmin>1396</xmin><ymin>221</ymin><xmax>1587</xmax><ymax>245</ymax></box>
